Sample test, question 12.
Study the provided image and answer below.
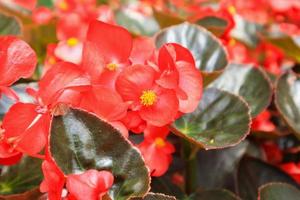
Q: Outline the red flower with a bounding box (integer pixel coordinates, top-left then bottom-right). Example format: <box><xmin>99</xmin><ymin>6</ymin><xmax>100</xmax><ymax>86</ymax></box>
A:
<box><xmin>138</xmin><ymin>125</ymin><xmax>175</xmax><ymax>176</ymax></box>
<box><xmin>157</xmin><ymin>43</ymin><xmax>202</xmax><ymax>113</ymax></box>
<box><xmin>1</xmin><ymin>103</ymin><xmax>51</xmax><ymax>156</ymax></box>
<box><xmin>116</xmin><ymin>64</ymin><xmax>179</xmax><ymax>127</ymax></box>
<box><xmin>66</xmin><ymin>170</ymin><xmax>114</xmax><ymax>200</ymax></box>
<box><xmin>262</xmin><ymin>141</ymin><xmax>283</xmax><ymax>164</ymax></box>
<box><xmin>252</xmin><ymin>110</ymin><xmax>275</xmax><ymax>132</ymax></box>
<box><xmin>32</xmin><ymin>7</ymin><xmax>53</xmax><ymax>25</ymax></box>
<box><xmin>81</xmin><ymin>20</ymin><xmax>132</xmax><ymax>87</ymax></box>
<box><xmin>0</xmin><ymin>36</ymin><xmax>37</xmax><ymax>98</ymax></box>
<box><xmin>280</xmin><ymin>162</ymin><xmax>300</xmax><ymax>184</ymax></box>
<box><xmin>40</xmin><ymin>159</ymin><xmax>65</xmax><ymax>200</ymax></box>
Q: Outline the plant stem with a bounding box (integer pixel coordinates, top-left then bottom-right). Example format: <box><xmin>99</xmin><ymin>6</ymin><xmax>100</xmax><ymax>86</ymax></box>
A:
<box><xmin>182</xmin><ymin>139</ymin><xmax>198</xmax><ymax>194</ymax></box>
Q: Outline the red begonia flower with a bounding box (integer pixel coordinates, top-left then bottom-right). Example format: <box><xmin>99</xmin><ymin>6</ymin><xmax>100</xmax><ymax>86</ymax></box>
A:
<box><xmin>40</xmin><ymin>159</ymin><xmax>65</xmax><ymax>200</ymax></box>
<box><xmin>66</xmin><ymin>170</ymin><xmax>114</xmax><ymax>200</ymax></box>
<box><xmin>44</xmin><ymin>44</ymin><xmax>62</xmax><ymax>74</ymax></box>
<box><xmin>157</xmin><ymin>43</ymin><xmax>202</xmax><ymax>113</ymax></box>
<box><xmin>82</xmin><ymin>20</ymin><xmax>133</xmax><ymax>82</ymax></box>
<box><xmin>121</xmin><ymin>111</ymin><xmax>146</xmax><ymax>134</ymax></box>
<box><xmin>138</xmin><ymin>125</ymin><xmax>175</xmax><ymax>176</ymax></box>
<box><xmin>262</xmin><ymin>141</ymin><xmax>282</xmax><ymax>164</ymax></box>
<box><xmin>0</xmin><ymin>139</ymin><xmax>22</xmax><ymax>165</ymax></box>
<box><xmin>13</xmin><ymin>0</ymin><xmax>37</xmax><ymax>10</ymax></box>
<box><xmin>0</xmin><ymin>36</ymin><xmax>37</xmax><ymax>87</ymax></box>
<box><xmin>32</xmin><ymin>6</ymin><xmax>53</xmax><ymax>25</ymax></box>
<box><xmin>1</xmin><ymin>103</ymin><xmax>51</xmax><ymax>156</ymax></box>
<box><xmin>116</xmin><ymin>64</ymin><xmax>179</xmax><ymax>127</ymax></box>
<box><xmin>54</xmin><ymin>40</ymin><xmax>83</xmax><ymax>64</ymax></box>
<box><xmin>252</xmin><ymin>110</ymin><xmax>276</xmax><ymax>132</ymax></box>
<box><xmin>130</xmin><ymin>37</ymin><xmax>156</xmax><ymax>64</ymax></box>
<box><xmin>38</xmin><ymin>62</ymin><xmax>91</xmax><ymax>107</ymax></box>
<box><xmin>280</xmin><ymin>162</ymin><xmax>300</xmax><ymax>184</ymax></box>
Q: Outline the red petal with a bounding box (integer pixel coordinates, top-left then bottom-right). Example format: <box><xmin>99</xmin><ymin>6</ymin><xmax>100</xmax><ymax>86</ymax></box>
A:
<box><xmin>83</xmin><ymin>20</ymin><xmax>132</xmax><ymax>71</ymax></box>
<box><xmin>0</xmin><ymin>36</ymin><xmax>37</xmax><ymax>86</ymax></box>
<box><xmin>140</xmin><ymin>89</ymin><xmax>179</xmax><ymax>127</ymax></box>
<box><xmin>138</xmin><ymin>141</ymin><xmax>173</xmax><ymax>177</ymax></box>
<box><xmin>38</xmin><ymin>62</ymin><xmax>91</xmax><ymax>107</ymax></box>
<box><xmin>0</xmin><ymin>140</ymin><xmax>22</xmax><ymax>165</ymax></box>
<box><xmin>40</xmin><ymin>160</ymin><xmax>65</xmax><ymax>199</ymax></box>
<box><xmin>66</xmin><ymin>170</ymin><xmax>114</xmax><ymax>200</ymax></box>
<box><xmin>116</xmin><ymin>64</ymin><xmax>156</xmax><ymax>102</ymax></box>
<box><xmin>32</xmin><ymin>6</ymin><xmax>53</xmax><ymax>25</ymax></box>
<box><xmin>167</xmin><ymin>43</ymin><xmax>195</xmax><ymax>65</ymax></box>
<box><xmin>2</xmin><ymin>103</ymin><xmax>51</xmax><ymax>155</ymax></box>
<box><xmin>144</xmin><ymin>125</ymin><xmax>169</xmax><ymax>139</ymax></box>
<box><xmin>79</xmin><ymin>85</ymin><xmax>128</xmax><ymax>121</ymax></box>
<box><xmin>177</xmin><ymin>61</ymin><xmax>202</xmax><ymax>113</ymax></box>
<box><xmin>130</xmin><ymin>37</ymin><xmax>155</xmax><ymax>64</ymax></box>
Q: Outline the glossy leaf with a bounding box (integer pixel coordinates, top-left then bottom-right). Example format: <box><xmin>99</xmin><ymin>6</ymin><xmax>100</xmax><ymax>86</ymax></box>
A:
<box><xmin>197</xmin><ymin>140</ymin><xmax>249</xmax><ymax>190</ymax></box>
<box><xmin>151</xmin><ymin>176</ymin><xmax>186</xmax><ymax>199</ymax></box>
<box><xmin>267</xmin><ymin>36</ymin><xmax>300</xmax><ymax>63</ymax></box>
<box><xmin>50</xmin><ymin>108</ymin><xmax>150</xmax><ymax>200</ymax></box>
<box><xmin>275</xmin><ymin>71</ymin><xmax>300</xmax><ymax>137</ymax></box>
<box><xmin>209</xmin><ymin>63</ymin><xmax>272</xmax><ymax>117</ymax></box>
<box><xmin>231</xmin><ymin>15</ymin><xmax>262</xmax><ymax>47</ymax></box>
<box><xmin>153</xmin><ymin>9</ymin><xmax>184</xmax><ymax>28</ymax></box>
<box><xmin>0</xmin><ymin>157</ymin><xmax>43</xmax><ymax>195</ymax></box>
<box><xmin>259</xmin><ymin>183</ymin><xmax>300</xmax><ymax>200</ymax></box>
<box><xmin>237</xmin><ymin>156</ymin><xmax>299</xmax><ymax>200</ymax></box>
<box><xmin>171</xmin><ymin>88</ymin><xmax>251</xmax><ymax>150</ymax></box>
<box><xmin>155</xmin><ymin>22</ymin><xmax>228</xmax><ymax>73</ymax></box>
<box><xmin>131</xmin><ymin>193</ymin><xmax>176</xmax><ymax>200</ymax></box>
<box><xmin>189</xmin><ymin>189</ymin><xmax>240</xmax><ymax>200</ymax></box>
<box><xmin>196</xmin><ymin>16</ymin><xmax>228</xmax><ymax>37</ymax></box>
<box><xmin>0</xmin><ymin>13</ymin><xmax>21</xmax><ymax>35</ymax></box>
<box><xmin>116</xmin><ymin>9</ymin><xmax>159</xmax><ymax>36</ymax></box>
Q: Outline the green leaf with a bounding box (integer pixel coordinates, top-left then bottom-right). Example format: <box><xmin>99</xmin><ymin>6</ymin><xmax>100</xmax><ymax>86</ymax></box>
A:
<box><xmin>151</xmin><ymin>176</ymin><xmax>186</xmax><ymax>199</ymax></box>
<box><xmin>37</xmin><ymin>0</ymin><xmax>53</xmax><ymax>7</ymax></box>
<box><xmin>115</xmin><ymin>8</ymin><xmax>159</xmax><ymax>36</ymax></box>
<box><xmin>275</xmin><ymin>71</ymin><xmax>300</xmax><ymax>137</ymax></box>
<box><xmin>171</xmin><ymin>88</ymin><xmax>251</xmax><ymax>149</ymax></box>
<box><xmin>131</xmin><ymin>193</ymin><xmax>176</xmax><ymax>200</ymax></box>
<box><xmin>50</xmin><ymin>108</ymin><xmax>150</xmax><ymax>200</ymax></box>
<box><xmin>231</xmin><ymin>15</ymin><xmax>262</xmax><ymax>48</ymax></box>
<box><xmin>0</xmin><ymin>13</ymin><xmax>21</xmax><ymax>35</ymax></box>
<box><xmin>259</xmin><ymin>183</ymin><xmax>300</xmax><ymax>200</ymax></box>
<box><xmin>153</xmin><ymin>9</ymin><xmax>184</xmax><ymax>28</ymax></box>
<box><xmin>0</xmin><ymin>157</ymin><xmax>43</xmax><ymax>195</ymax></box>
<box><xmin>209</xmin><ymin>63</ymin><xmax>272</xmax><ymax>117</ymax></box>
<box><xmin>155</xmin><ymin>22</ymin><xmax>228</xmax><ymax>74</ymax></box>
<box><xmin>189</xmin><ymin>189</ymin><xmax>240</xmax><ymax>200</ymax></box>
<box><xmin>196</xmin><ymin>16</ymin><xmax>229</xmax><ymax>37</ymax></box>
<box><xmin>266</xmin><ymin>36</ymin><xmax>300</xmax><ymax>63</ymax></box>
<box><xmin>237</xmin><ymin>156</ymin><xmax>299</xmax><ymax>200</ymax></box>
<box><xmin>197</xmin><ymin>141</ymin><xmax>250</xmax><ymax>190</ymax></box>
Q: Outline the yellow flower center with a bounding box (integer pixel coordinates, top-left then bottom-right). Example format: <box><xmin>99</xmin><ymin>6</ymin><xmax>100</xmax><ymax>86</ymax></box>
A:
<box><xmin>155</xmin><ymin>137</ymin><xmax>166</xmax><ymax>148</ymax></box>
<box><xmin>58</xmin><ymin>1</ymin><xmax>69</xmax><ymax>11</ymax></box>
<box><xmin>48</xmin><ymin>56</ymin><xmax>56</xmax><ymax>65</ymax></box>
<box><xmin>140</xmin><ymin>90</ymin><xmax>157</xmax><ymax>106</ymax></box>
<box><xmin>229</xmin><ymin>38</ymin><xmax>236</xmax><ymax>46</ymax></box>
<box><xmin>106</xmin><ymin>63</ymin><xmax>118</xmax><ymax>71</ymax></box>
<box><xmin>66</xmin><ymin>37</ymin><xmax>79</xmax><ymax>47</ymax></box>
<box><xmin>228</xmin><ymin>5</ymin><xmax>236</xmax><ymax>15</ymax></box>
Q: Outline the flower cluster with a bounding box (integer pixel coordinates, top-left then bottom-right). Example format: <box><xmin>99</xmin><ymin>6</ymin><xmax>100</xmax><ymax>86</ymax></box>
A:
<box><xmin>0</xmin><ymin>19</ymin><xmax>202</xmax><ymax>198</ymax></box>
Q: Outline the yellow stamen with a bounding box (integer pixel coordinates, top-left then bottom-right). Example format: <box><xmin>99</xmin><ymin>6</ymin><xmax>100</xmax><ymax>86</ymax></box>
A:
<box><xmin>106</xmin><ymin>63</ymin><xmax>118</xmax><ymax>71</ymax></box>
<box><xmin>66</xmin><ymin>37</ymin><xmax>79</xmax><ymax>47</ymax></box>
<box><xmin>48</xmin><ymin>56</ymin><xmax>56</xmax><ymax>65</ymax></box>
<box><xmin>140</xmin><ymin>90</ymin><xmax>157</xmax><ymax>106</ymax></box>
<box><xmin>155</xmin><ymin>137</ymin><xmax>166</xmax><ymax>148</ymax></box>
<box><xmin>229</xmin><ymin>38</ymin><xmax>236</xmax><ymax>46</ymax></box>
<box><xmin>228</xmin><ymin>5</ymin><xmax>236</xmax><ymax>15</ymax></box>
<box><xmin>58</xmin><ymin>1</ymin><xmax>69</xmax><ymax>11</ymax></box>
